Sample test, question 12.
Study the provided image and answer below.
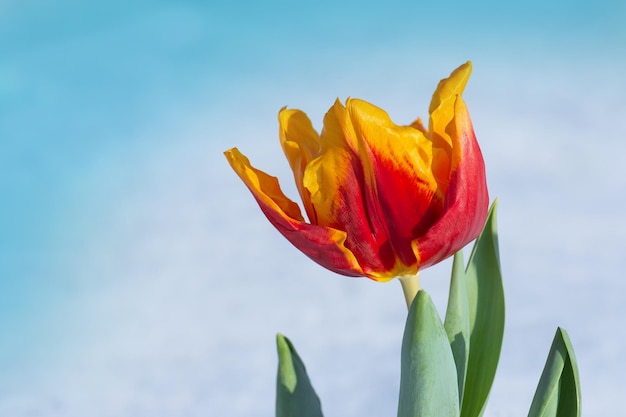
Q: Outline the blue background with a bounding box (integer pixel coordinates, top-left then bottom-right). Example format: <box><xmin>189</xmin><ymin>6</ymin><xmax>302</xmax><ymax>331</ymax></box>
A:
<box><xmin>1</xmin><ymin>1</ymin><xmax>625</xmax><ymax>415</ymax></box>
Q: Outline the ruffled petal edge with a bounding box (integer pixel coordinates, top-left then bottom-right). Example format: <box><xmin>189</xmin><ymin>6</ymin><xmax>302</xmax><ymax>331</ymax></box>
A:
<box><xmin>224</xmin><ymin>148</ymin><xmax>365</xmax><ymax>277</ymax></box>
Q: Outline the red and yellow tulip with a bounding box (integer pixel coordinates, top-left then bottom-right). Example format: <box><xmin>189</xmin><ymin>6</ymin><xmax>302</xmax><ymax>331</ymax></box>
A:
<box><xmin>224</xmin><ymin>62</ymin><xmax>488</xmax><ymax>282</ymax></box>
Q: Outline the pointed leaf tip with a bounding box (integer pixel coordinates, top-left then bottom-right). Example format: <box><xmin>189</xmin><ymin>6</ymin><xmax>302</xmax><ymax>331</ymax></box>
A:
<box><xmin>276</xmin><ymin>333</ymin><xmax>297</xmax><ymax>392</ymax></box>
<box><xmin>398</xmin><ymin>290</ymin><xmax>460</xmax><ymax>417</ymax></box>
<box><xmin>275</xmin><ymin>334</ymin><xmax>323</xmax><ymax>417</ymax></box>
<box><xmin>528</xmin><ymin>327</ymin><xmax>581</xmax><ymax>417</ymax></box>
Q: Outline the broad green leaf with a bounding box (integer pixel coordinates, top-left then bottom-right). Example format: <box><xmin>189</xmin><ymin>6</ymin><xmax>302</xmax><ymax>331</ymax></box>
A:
<box><xmin>461</xmin><ymin>201</ymin><xmax>505</xmax><ymax>417</ymax></box>
<box><xmin>444</xmin><ymin>251</ymin><xmax>471</xmax><ymax>405</ymax></box>
<box><xmin>398</xmin><ymin>290</ymin><xmax>460</xmax><ymax>417</ymax></box>
<box><xmin>527</xmin><ymin>327</ymin><xmax>581</xmax><ymax>417</ymax></box>
<box><xmin>276</xmin><ymin>334</ymin><xmax>323</xmax><ymax>417</ymax></box>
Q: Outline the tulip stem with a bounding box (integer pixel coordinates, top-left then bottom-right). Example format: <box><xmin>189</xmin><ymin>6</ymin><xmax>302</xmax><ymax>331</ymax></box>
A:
<box><xmin>399</xmin><ymin>274</ymin><xmax>420</xmax><ymax>309</ymax></box>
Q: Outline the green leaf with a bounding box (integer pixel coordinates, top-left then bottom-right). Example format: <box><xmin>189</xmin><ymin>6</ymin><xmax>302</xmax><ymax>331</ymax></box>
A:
<box><xmin>276</xmin><ymin>333</ymin><xmax>323</xmax><ymax>417</ymax></box>
<box><xmin>398</xmin><ymin>290</ymin><xmax>460</xmax><ymax>417</ymax></box>
<box><xmin>527</xmin><ymin>327</ymin><xmax>581</xmax><ymax>417</ymax></box>
<box><xmin>461</xmin><ymin>200</ymin><xmax>505</xmax><ymax>417</ymax></box>
<box><xmin>444</xmin><ymin>251</ymin><xmax>471</xmax><ymax>406</ymax></box>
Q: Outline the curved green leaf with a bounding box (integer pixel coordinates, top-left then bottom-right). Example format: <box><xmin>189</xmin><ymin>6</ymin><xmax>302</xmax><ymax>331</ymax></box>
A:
<box><xmin>461</xmin><ymin>200</ymin><xmax>505</xmax><ymax>417</ymax></box>
<box><xmin>444</xmin><ymin>251</ymin><xmax>471</xmax><ymax>405</ymax></box>
<box><xmin>527</xmin><ymin>327</ymin><xmax>581</xmax><ymax>417</ymax></box>
<box><xmin>398</xmin><ymin>290</ymin><xmax>460</xmax><ymax>417</ymax></box>
<box><xmin>276</xmin><ymin>333</ymin><xmax>323</xmax><ymax>417</ymax></box>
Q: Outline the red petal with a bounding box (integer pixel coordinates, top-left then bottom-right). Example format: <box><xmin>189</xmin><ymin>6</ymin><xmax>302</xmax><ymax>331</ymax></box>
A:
<box><xmin>415</xmin><ymin>97</ymin><xmax>489</xmax><ymax>268</ymax></box>
<box><xmin>224</xmin><ymin>148</ymin><xmax>364</xmax><ymax>277</ymax></box>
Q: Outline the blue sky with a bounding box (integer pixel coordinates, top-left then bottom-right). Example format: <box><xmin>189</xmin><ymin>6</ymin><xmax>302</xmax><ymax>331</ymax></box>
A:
<box><xmin>1</xmin><ymin>1</ymin><xmax>625</xmax><ymax>416</ymax></box>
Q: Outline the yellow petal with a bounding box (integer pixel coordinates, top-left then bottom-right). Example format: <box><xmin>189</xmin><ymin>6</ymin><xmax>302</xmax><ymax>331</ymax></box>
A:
<box><xmin>224</xmin><ymin>147</ymin><xmax>365</xmax><ymax>277</ymax></box>
<box><xmin>303</xmin><ymin>101</ymin><xmax>360</xmax><ymax>229</ymax></box>
<box><xmin>428</xmin><ymin>61</ymin><xmax>473</xmax><ymax>191</ymax></box>
<box><xmin>410</xmin><ymin>117</ymin><xmax>428</xmax><ymax>136</ymax></box>
<box><xmin>278</xmin><ymin>108</ymin><xmax>320</xmax><ymax>222</ymax></box>
<box><xmin>429</xmin><ymin>61</ymin><xmax>472</xmax><ymax>115</ymax></box>
<box><xmin>303</xmin><ymin>99</ymin><xmax>362</xmax><ymax>227</ymax></box>
<box><xmin>318</xmin><ymin>99</ymin><xmax>358</xmax><ymax>151</ymax></box>
<box><xmin>347</xmin><ymin>98</ymin><xmax>436</xmax><ymax>192</ymax></box>
<box><xmin>224</xmin><ymin>147</ymin><xmax>304</xmax><ymax>222</ymax></box>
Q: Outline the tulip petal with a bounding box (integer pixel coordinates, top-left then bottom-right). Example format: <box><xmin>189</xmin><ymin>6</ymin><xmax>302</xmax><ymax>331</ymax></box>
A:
<box><xmin>429</xmin><ymin>62</ymin><xmax>473</xmax><ymax>189</ymax></box>
<box><xmin>410</xmin><ymin>117</ymin><xmax>428</xmax><ymax>136</ymax></box>
<box><xmin>347</xmin><ymin>99</ymin><xmax>445</xmax><ymax>271</ymax></box>
<box><xmin>224</xmin><ymin>148</ymin><xmax>364</xmax><ymax>277</ymax></box>
<box><xmin>303</xmin><ymin>101</ymin><xmax>402</xmax><ymax>280</ymax></box>
<box><xmin>429</xmin><ymin>61</ymin><xmax>472</xmax><ymax>115</ymax></box>
<box><xmin>278</xmin><ymin>108</ymin><xmax>320</xmax><ymax>223</ymax></box>
<box><xmin>414</xmin><ymin>96</ymin><xmax>489</xmax><ymax>268</ymax></box>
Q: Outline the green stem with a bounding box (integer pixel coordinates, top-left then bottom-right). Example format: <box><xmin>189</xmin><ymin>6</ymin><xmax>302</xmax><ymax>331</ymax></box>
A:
<box><xmin>399</xmin><ymin>274</ymin><xmax>420</xmax><ymax>309</ymax></box>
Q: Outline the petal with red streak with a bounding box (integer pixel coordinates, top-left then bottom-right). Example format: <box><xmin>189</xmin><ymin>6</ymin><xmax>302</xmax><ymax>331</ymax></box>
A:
<box><xmin>429</xmin><ymin>61</ymin><xmax>473</xmax><ymax>191</ymax></box>
<box><xmin>224</xmin><ymin>147</ymin><xmax>364</xmax><ymax>277</ymax></box>
<box><xmin>414</xmin><ymin>96</ymin><xmax>489</xmax><ymax>268</ymax></box>
<box><xmin>347</xmin><ymin>99</ymin><xmax>444</xmax><ymax>271</ymax></box>
<box><xmin>303</xmin><ymin>101</ymin><xmax>400</xmax><ymax>279</ymax></box>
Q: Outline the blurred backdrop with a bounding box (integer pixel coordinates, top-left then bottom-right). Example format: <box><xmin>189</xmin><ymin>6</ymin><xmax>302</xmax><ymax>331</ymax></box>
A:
<box><xmin>1</xmin><ymin>1</ymin><xmax>625</xmax><ymax>416</ymax></box>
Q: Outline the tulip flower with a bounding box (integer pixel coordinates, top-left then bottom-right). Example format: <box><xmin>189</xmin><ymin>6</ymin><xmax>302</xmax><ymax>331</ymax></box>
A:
<box><xmin>224</xmin><ymin>62</ymin><xmax>488</xmax><ymax>282</ymax></box>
